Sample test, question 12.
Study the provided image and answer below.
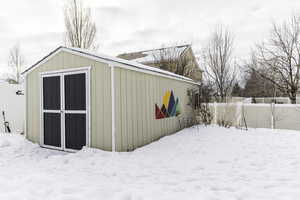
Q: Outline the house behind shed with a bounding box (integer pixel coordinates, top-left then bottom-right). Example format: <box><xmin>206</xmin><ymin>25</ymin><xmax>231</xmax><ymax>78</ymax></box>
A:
<box><xmin>23</xmin><ymin>46</ymin><xmax>199</xmax><ymax>152</ymax></box>
<box><xmin>118</xmin><ymin>44</ymin><xmax>202</xmax><ymax>82</ymax></box>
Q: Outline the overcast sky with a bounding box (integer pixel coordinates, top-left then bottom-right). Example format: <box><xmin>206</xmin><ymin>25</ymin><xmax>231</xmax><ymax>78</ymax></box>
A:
<box><xmin>0</xmin><ymin>0</ymin><xmax>299</xmax><ymax>73</ymax></box>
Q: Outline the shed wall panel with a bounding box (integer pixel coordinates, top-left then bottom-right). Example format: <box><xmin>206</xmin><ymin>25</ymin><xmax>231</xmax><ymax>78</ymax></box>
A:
<box><xmin>114</xmin><ymin>67</ymin><xmax>197</xmax><ymax>151</ymax></box>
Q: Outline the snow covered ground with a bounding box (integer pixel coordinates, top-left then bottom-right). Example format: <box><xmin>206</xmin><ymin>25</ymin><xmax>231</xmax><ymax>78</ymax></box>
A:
<box><xmin>1</xmin><ymin>126</ymin><xmax>300</xmax><ymax>200</ymax></box>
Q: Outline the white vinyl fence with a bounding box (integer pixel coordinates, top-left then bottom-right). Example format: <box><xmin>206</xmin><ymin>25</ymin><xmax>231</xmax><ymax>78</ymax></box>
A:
<box><xmin>0</xmin><ymin>83</ymin><xmax>25</xmax><ymax>133</ymax></box>
<box><xmin>209</xmin><ymin>103</ymin><xmax>300</xmax><ymax>131</ymax></box>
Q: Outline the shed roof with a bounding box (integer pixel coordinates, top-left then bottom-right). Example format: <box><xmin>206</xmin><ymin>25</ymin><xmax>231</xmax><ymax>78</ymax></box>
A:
<box><xmin>22</xmin><ymin>46</ymin><xmax>199</xmax><ymax>85</ymax></box>
<box><xmin>117</xmin><ymin>44</ymin><xmax>190</xmax><ymax>63</ymax></box>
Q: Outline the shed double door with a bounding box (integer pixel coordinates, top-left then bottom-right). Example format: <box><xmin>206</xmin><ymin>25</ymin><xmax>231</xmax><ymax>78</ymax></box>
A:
<box><xmin>41</xmin><ymin>70</ymin><xmax>89</xmax><ymax>151</ymax></box>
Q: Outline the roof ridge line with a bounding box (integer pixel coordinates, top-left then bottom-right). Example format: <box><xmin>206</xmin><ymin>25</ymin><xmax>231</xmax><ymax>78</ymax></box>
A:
<box><xmin>118</xmin><ymin>44</ymin><xmax>191</xmax><ymax>55</ymax></box>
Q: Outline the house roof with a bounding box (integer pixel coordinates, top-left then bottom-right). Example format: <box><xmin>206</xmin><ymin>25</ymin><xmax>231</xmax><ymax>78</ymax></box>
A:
<box><xmin>22</xmin><ymin>46</ymin><xmax>199</xmax><ymax>85</ymax></box>
<box><xmin>117</xmin><ymin>44</ymin><xmax>190</xmax><ymax>63</ymax></box>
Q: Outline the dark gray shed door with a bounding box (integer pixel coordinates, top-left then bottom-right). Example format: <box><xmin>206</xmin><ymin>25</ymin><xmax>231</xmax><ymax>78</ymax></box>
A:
<box><xmin>64</xmin><ymin>73</ymin><xmax>87</xmax><ymax>150</ymax></box>
<box><xmin>42</xmin><ymin>71</ymin><xmax>88</xmax><ymax>151</ymax></box>
<box><xmin>43</xmin><ymin>76</ymin><xmax>61</xmax><ymax>148</ymax></box>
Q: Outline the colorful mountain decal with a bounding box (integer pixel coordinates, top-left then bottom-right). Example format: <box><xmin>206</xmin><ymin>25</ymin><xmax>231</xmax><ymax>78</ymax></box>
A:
<box><xmin>155</xmin><ymin>104</ymin><xmax>165</xmax><ymax>119</ymax></box>
<box><xmin>155</xmin><ymin>90</ymin><xmax>181</xmax><ymax>119</ymax></box>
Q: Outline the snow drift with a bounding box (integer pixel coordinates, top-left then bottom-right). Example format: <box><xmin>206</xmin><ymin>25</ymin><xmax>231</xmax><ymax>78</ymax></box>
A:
<box><xmin>0</xmin><ymin>126</ymin><xmax>300</xmax><ymax>199</ymax></box>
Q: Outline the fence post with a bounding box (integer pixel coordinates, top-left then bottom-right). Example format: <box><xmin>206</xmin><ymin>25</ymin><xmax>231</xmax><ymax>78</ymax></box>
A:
<box><xmin>271</xmin><ymin>102</ymin><xmax>275</xmax><ymax>129</ymax></box>
<box><xmin>235</xmin><ymin>102</ymin><xmax>242</xmax><ymax>127</ymax></box>
<box><xmin>214</xmin><ymin>102</ymin><xmax>217</xmax><ymax>125</ymax></box>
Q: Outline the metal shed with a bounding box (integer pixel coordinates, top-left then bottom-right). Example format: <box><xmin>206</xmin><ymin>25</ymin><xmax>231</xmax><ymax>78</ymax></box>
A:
<box><xmin>23</xmin><ymin>46</ymin><xmax>199</xmax><ymax>152</ymax></box>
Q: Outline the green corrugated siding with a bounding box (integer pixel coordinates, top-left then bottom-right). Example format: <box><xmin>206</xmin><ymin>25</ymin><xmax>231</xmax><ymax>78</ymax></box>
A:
<box><xmin>114</xmin><ymin>67</ymin><xmax>197</xmax><ymax>151</ymax></box>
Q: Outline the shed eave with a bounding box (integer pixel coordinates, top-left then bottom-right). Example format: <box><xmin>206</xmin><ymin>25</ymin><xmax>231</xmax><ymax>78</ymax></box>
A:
<box><xmin>21</xmin><ymin>46</ymin><xmax>200</xmax><ymax>86</ymax></box>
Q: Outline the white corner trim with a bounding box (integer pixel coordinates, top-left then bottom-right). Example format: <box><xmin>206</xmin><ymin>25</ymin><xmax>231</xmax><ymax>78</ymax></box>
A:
<box><xmin>86</xmin><ymin>68</ymin><xmax>91</xmax><ymax>148</ymax></box>
<box><xmin>39</xmin><ymin>74</ymin><xmax>44</xmax><ymax>147</ymax></box>
<box><xmin>110</xmin><ymin>63</ymin><xmax>116</xmax><ymax>152</ymax></box>
<box><xmin>39</xmin><ymin>66</ymin><xmax>91</xmax><ymax>76</ymax></box>
<box><xmin>24</xmin><ymin>78</ymin><xmax>27</xmax><ymax>138</ymax></box>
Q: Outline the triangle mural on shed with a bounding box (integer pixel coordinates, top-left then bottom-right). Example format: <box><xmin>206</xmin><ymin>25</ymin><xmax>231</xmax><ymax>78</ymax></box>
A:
<box><xmin>170</xmin><ymin>98</ymin><xmax>178</xmax><ymax>117</ymax></box>
<box><xmin>155</xmin><ymin>104</ymin><xmax>165</xmax><ymax>119</ymax></box>
<box><xmin>161</xmin><ymin>104</ymin><xmax>169</xmax><ymax>117</ymax></box>
<box><xmin>155</xmin><ymin>90</ymin><xmax>181</xmax><ymax>119</ymax></box>
<box><xmin>167</xmin><ymin>91</ymin><xmax>175</xmax><ymax>116</ymax></box>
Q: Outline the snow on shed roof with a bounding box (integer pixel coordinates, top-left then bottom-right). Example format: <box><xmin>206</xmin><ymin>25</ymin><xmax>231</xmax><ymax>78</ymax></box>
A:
<box><xmin>22</xmin><ymin>46</ymin><xmax>199</xmax><ymax>84</ymax></box>
<box><xmin>117</xmin><ymin>44</ymin><xmax>190</xmax><ymax>63</ymax></box>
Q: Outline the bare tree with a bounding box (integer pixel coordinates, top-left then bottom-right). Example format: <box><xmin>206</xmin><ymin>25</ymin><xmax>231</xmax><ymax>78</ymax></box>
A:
<box><xmin>8</xmin><ymin>44</ymin><xmax>24</xmax><ymax>84</ymax></box>
<box><xmin>202</xmin><ymin>26</ymin><xmax>236</xmax><ymax>102</ymax></box>
<box><xmin>152</xmin><ymin>46</ymin><xmax>188</xmax><ymax>73</ymax></box>
<box><xmin>64</xmin><ymin>0</ymin><xmax>97</xmax><ymax>50</ymax></box>
<box><xmin>151</xmin><ymin>45</ymin><xmax>202</xmax><ymax>81</ymax></box>
<box><xmin>249</xmin><ymin>15</ymin><xmax>300</xmax><ymax>104</ymax></box>
<box><xmin>243</xmin><ymin>68</ymin><xmax>279</xmax><ymax>98</ymax></box>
